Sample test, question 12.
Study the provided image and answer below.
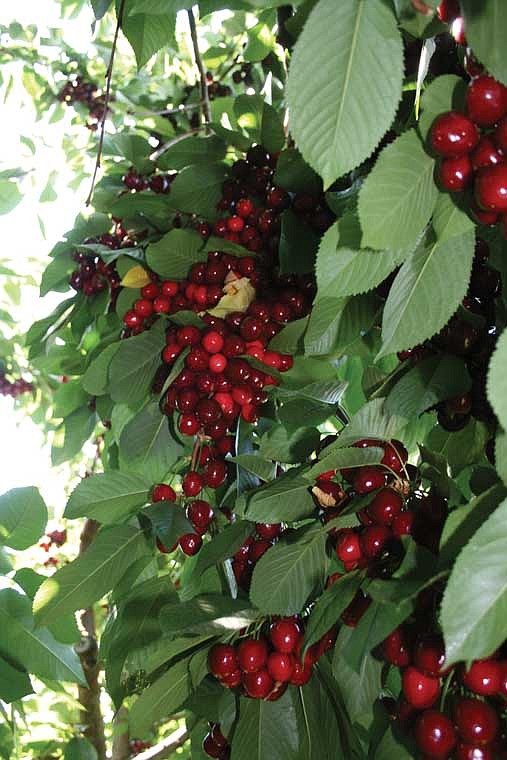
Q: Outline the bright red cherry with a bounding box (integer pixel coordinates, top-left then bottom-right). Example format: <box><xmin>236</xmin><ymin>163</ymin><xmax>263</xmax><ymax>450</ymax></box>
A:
<box><xmin>430</xmin><ymin>111</ymin><xmax>479</xmax><ymax>158</ymax></box>
<box><xmin>415</xmin><ymin>710</ymin><xmax>456</xmax><ymax>758</ymax></box>
<box><xmin>336</xmin><ymin>529</ymin><xmax>362</xmax><ymax>564</ymax></box>
<box><xmin>242</xmin><ymin>668</ymin><xmax>274</xmax><ymax>699</ymax></box>
<box><xmin>455</xmin><ymin>744</ymin><xmax>494</xmax><ymax>760</ymax></box>
<box><xmin>208</xmin><ymin>644</ymin><xmax>239</xmax><ymax>678</ymax></box>
<box><xmin>475</xmin><ymin>164</ymin><xmax>507</xmax><ymax>212</ymax></box>
<box><xmin>209</xmin><ymin>354</ymin><xmax>228</xmax><ymax>373</ymax></box>
<box><xmin>471</xmin><ymin>137</ymin><xmax>503</xmax><ymax>171</ymax></box>
<box><xmin>269</xmin><ymin>619</ymin><xmax>302</xmax><ymax>654</ymax></box>
<box><xmin>177</xmin><ymin>325</ymin><xmax>202</xmax><ymax>346</ymax></box>
<box><xmin>162</xmin><ymin>280</ymin><xmax>178</xmax><ymax>297</ymax></box>
<box><xmin>179</xmin><ymin>533</ymin><xmax>202</xmax><ymax>555</ymax></box>
<box><xmin>440</xmin><ymin>155</ymin><xmax>473</xmax><ymax>192</ymax></box>
<box><xmin>141</xmin><ymin>282</ymin><xmax>160</xmax><ymax>300</ymax></box>
<box><xmin>382</xmin><ymin>627</ymin><xmax>411</xmax><ymax>667</ymax></box>
<box><xmin>413</xmin><ymin>635</ymin><xmax>447</xmax><ymax>677</ymax></box>
<box><xmin>360</xmin><ymin>525</ymin><xmax>391</xmax><ymax>558</ymax></box>
<box><xmin>466</xmin><ymin>75</ymin><xmax>507</xmax><ymax>127</ymax></box>
<box><xmin>368</xmin><ymin>488</ymin><xmax>404</xmax><ymax>526</ymax></box>
<box><xmin>202</xmin><ymin>459</ymin><xmax>227</xmax><ymax>489</ymax></box>
<box><xmin>437</xmin><ymin>0</ymin><xmax>460</xmax><ymax>23</ymax></box>
<box><xmin>402</xmin><ymin>666</ymin><xmax>441</xmax><ymax>709</ymax></box>
<box><xmin>187</xmin><ymin>500</ymin><xmax>213</xmax><ymax>534</ymax></box>
<box><xmin>454</xmin><ymin>698</ymin><xmax>499</xmax><ymax>745</ymax></box>
<box><xmin>236</xmin><ymin>198</ymin><xmax>254</xmax><ymax>218</ymax></box>
<box><xmin>462</xmin><ymin>659</ymin><xmax>502</xmax><ymax>696</ymax></box>
<box><xmin>267</xmin><ymin>652</ymin><xmax>294</xmax><ymax>683</ymax></box>
<box><xmin>289</xmin><ymin>660</ymin><xmax>312</xmax><ymax>686</ymax></box>
<box><xmin>134</xmin><ymin>298</ymin><xmax>153</xmax><ymax>318</ymax></box>
<box><xmin>353</xmin><ymin>467</ymin><xmax>386</xmax><ymax>495</ymax></box>
<box><xmin>202</xmin><ymin>331</ymin><xmax>225</xmax><ymax>354</ymax></box>
<box><xmin>237</xmin><ymin>638</ymin><xmax>268</xmax><ymax>673</ymax></box>
<box><xmin>152</xmin><ymin>483</ymin><xmax>176</xmax><ymax>502</ymax></box>
<box><xmin>182</xmin><ymin>471</ymin><xmax>203</xmax><ymax>497</ymax></box>
<box><xmin>178</xmin><ymin>413</ymin><xmax>200</xmax><ymax>436</ymax></box>
<box><xmin>153</xmin><ymin>295</ymin><xmax>171</xmax><ymax>313</ymax></box>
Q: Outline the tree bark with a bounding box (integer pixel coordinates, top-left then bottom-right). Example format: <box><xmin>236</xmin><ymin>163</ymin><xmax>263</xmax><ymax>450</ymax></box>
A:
<box><xmin>111</xmin><ymin>706</ymin><xmax>130</xmax><ymax>760</ymax></box>
<box><xmin>76</xmin><ymin>519</ymin><xmax>107</xmax><ymax>760</ymax></box>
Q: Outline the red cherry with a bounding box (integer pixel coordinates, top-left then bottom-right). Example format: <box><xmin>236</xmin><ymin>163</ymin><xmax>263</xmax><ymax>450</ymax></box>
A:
<box><xmin>179</xmin><ymin>533</ymin><xmax>202</xmax><ymax>555</ymax></box>
<box><xmin>202</xmin><ymin>331</ymin><xmax>225</xmax><ymax>354</ymax></box>
<box><xmin>242</xmin><ymin>668</ymin><xmax>274</xmax><ymax>699</ymax></box>
<box><xmin>455</xmin><ymin>744</ymin><xmax>495</xmax><ymax>760</ymax></box>
<box><xmin>248</xmin><ymin>539</ymin><xmax>272</xmax><ymax>563</ymax></box>
<box><xmin>414</xmin><ymin>635</ymin><xmax>447</xmax><ymax>677</ymax></box>
<box><xmin>475</xmin><ymin>164</ymin><xmax>507</xmax><ymax>212</ymax></box>
<box><xmin>210</xmin><ymin>725</ymin><xmax>228</xmax><ymax>749</ymax></box>
<box><xmin>269</xmin><ymin>619</ymin><xmax>302</xmax><ymax>654</ymax></box>
<box><xmin>162</xmin><ymin>343</ymin><xmax>181</xmax><ymax>364</ymax></box>
<box><xmin>360</xmin><ymin>525</ymin><xmax>391</xmax><ymax>558</ymax></box>
<box><xmin>205</xmin><ymin>419</ymin><xmax>228</xmax><ymax>441</ymax></box>
<box><xmin>430</xmin><ymin>111</ymin><xmax>479</xmax><ymax>158</ymax></box>
<box><xmin>256</xmin><ymin>523</ymin><xmax>282</xmax><ymax>540</ymax></box>
<box><xmin>232</xmin><ymin>384</ymin><xmax>253</xmax><ymax>406</ymax></box>
<box><xmin>202</xmin><ymin>459</ymin><xmax>227</xmax><ymax>489</ymax></box>
<box><xmin>336</xmin><ymin>529</ymin><xmax>362</xmax><ymax>565</ymax></box>
<box><xmin>462</xmin><ymin>659</ymin><xmax>502</xmax><ymax>696</ymax></box>
<box><xmin>454</xmin><ymin>698</ymin><xmax>499</xmax><ymax>745</ymax></box>
<box><xmin>278</xmin><ymin>354</ymin><xmax>293</xmax><ymax>372</ymax></box>
<box><xmin>471</xmin><ymin>137</ymin><xmax>503</xmax><ymax>171</ymax></box>
<box><xmin>141</xmin><ymin>282</ymin><xmax>160</xmax><ymax>300</ymax></box>
<box><xmin>466</xmin><ymin>75</ymin><xmax>507</xmax><ymax>127</ymax></box>
<box><xmin>382</xmin><ymin>627</ymin><xmax>411</xmax><ymax>667</ymax></box>
<box><xmin>176</xmin><ymin>388</ymin><xmax>199</xmax><ymax>413</ymax></box>
<box><xmin>440</xmin><ymin>155</ymin><xmax>473</xmax><ymax>192</ymax></box>
<box><xmin>162</xmin><ymin>280</ymin><xmax>178</xmax><ymax>297</ymax></box>
<box><xmin>238</xmin><ymin>638</ymin><xmax>268</xmax><ymax>673</ymax></box>
<box><xmin>236</xmin><ymin>198</ymin><xmax>254</xmax><ymax>218</ymax></box>
<box><xmin>186</xmin><ymin>347</ymin><xmax>210</xmax><ymax>372</ymax></box>
<box><xmin>437</xmin><ymin>0</ymin><xmax>460</xmax><ymax>23</ymax></box>
<box><xmin>124</xmin><ymin>310</ymin><xmax>143</xmax><ymax>328</ymax></box>
<box><xmin>402</xmin><ymin>666</ymin><xmax>441</xmax><ymax>709</ymax></box>
<box><xmin>178</xmin><ymin>325</ymin><xmax>202</xmax><ymax>347</ymax></box>
<box><xmin>182</xmin><ymin>471</ymin><xmax>203</xmax><ymax>497</ymax></box>
<box><xmin>152</xmin><ymin>484</ymin><xmax>176</xmax><ymax>502</ymax></box>
<box><xmin>381</xmin><ymin>440</ymin><xmax>408</xmax><ymax>473</ymax></box>
<box><xmin>178</xmin><ymin>413</ymin><xmax>200</xmax><ymax>436</ymax></box>
<box><xmin>134</xmin><ymin>298</ymin><xmax>153</xmax><ymax>318</ymax></box>
<box><xmin>353</xmin><ymin>467</ymin><xmax>386</xmax><ymax>495</ymax></box>
<box><xmin>209</xmin><ymin>354</ymin><xmax>228</xmax><ymax>373</ymax></box>
<box><xmin>202</xmin><ymin>734</ymin><xmax>223</xmax><ymax>759</ymax></box>
<box><xmin>393</xmin><ymin>511</ymin><xmax>415</xmax><ymax>537</ymax></box>
<box><xmin>196</xmin><ymin>399</ymin><xmax>222</xmax><ymax>425</ymax></box>
<box><xmin>368</xmin><ymin>488</ymin><xmax>404</xmax><ymax>526</ymax></box>
<box><xmin>208</xmin><ymin>644</ymin><xmax>239</xmax><ymax>678</ymax></box>
<box><xmin>415</xmin><ymin>710</ymin><xmax>456</xmax><ymax>758</ymax></box>
<box><xmin>153</xmin><ymin>296</ymin><xmax>171</xmax><ymax>313</ymax></box>
<box><xmin>495</xmin><ymin>117</ymin><xmax>507</xmax><ymax>153</ymax></box>
<box><xmin>220</xmin><ymin>669</ymin><xmax>242</xmax><ymax>689</ymax></box>
<box><xmin>240</xmin><ymin>317</ymin><xmax>265</xmax><ymax>342</ymax></box>
<box><xmin>267</xmin><ymin>652</ymin><xmax>294</xmax><ymax>683</ymax></box>
<box><xmin>241</xmin><ymin>404</ymin><xmax>258</xmax><ymax>423</ymax></box>
<box><xmin>289</xmin><ymin>660</ymin><xmax>313</xmax><ymax>686</ymax></box>
<box><xmin>187</xmin><ymin>500</ymin><xmax>213</xmax><ymax>534</ymax></box>
<box><xmin>227</xmin><ymin>215</ymin><xmax>245</xmax><ymax>232</ymax></box>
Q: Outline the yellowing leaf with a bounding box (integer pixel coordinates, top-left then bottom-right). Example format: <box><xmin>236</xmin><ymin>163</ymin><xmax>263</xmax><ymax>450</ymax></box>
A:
<box><xmin>121</xmin><ymin>265</ymin><xmax>151</xmax><ymax>288</ymax></box>
<box><xmin>208</xmin><ymin>277</ymin><xmax>256</xmax><ymax>318</ymax></box>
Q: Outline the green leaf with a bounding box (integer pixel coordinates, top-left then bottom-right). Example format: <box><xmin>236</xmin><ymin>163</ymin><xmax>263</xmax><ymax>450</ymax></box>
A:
<box><xmin>0</xmin><ymin>657</ymin><xmax>32</xmax><ymax>703</ymax></box>
<box><xmin>159</xmin><ymin>594</ymin><xmax>258</xmax><ymax>636</ymax></box>
<box><xmin>244</xmin><ymin>21</ymin><xmax>276</xmax><ymax>61</ymax></box>
<box><xmin>303</xmin><ymin>572</ymin><xmax>362</xmax><ymax>653</ymax></box>
<box><xmin>375</xmin><ymin>726</ymin><xmax>415</xmax><ymax>760</ymax></box>
<box><xmin>64</xmin><ymin>471</ymin><xmax>151</xmax><ymax>523</ymax></box>
<box><xmin>496</xmin><ymin>431</ymin><xmax>507</xmax><ymax>486</ymax></box>
<box><xmin>91</xmin><ymin>0</ymin><xmax>112</xmax><ymax>19</ymax></box>
<box><xmin>82</xmin><ymin>343</ymin><xmax>120</xmax><ymax>396</ymax></box>
<box><xmin>427</xmin><ymin>417</ymin><xmax>488</xmax><ymax>474</ymax></box>
<box><xmin>0</xmin><ymin>589</ymin><xmax>85</xmax><ymax>684</ymax></box>
<box><xmin>120</xmin><ymin>400</ymin><xmax>184</xmax><ymax>482</ymax></box>
<box><xmin>0</xmin><ymin>180</ymin><xmax>22</xmax><ymax>215</ymax></box>
<box><xmin>378</xmin><ymin>228</ymin><xmax>475</xmax><ymax>358</ymax></box>
<box><xmin>145</xmin><ymin>228</ymin><xmax>206</xmax><ymax>279</ymax></box>
<box><xmin>461</xmin><ymin>0</ymin><xmax>507</xmax><ymax>85</ymax></box>
<box><xmin>231</xmin><ymin>455</ymin><xmax>276</xmax><ymax>482</ymax></box>
<box><xmin>268</xmin><ymin>317</ymin><xmax>308</xmax><ymax>354</ymax></box>
<box><xmin>121</xmin><ymin>0</ymin><xmax>175</xmax><ymax>68</ymax></box>
<box><xmin>168</xmin><ymin>163</ymin><xmax>227</xmax><ymax>219</ymax></box>
<box><xmin>156</xmin><ymin>135</ymin><xmax>226</xmax><ymax>171</ymax></box>
<box><xmin>249</xmin><ymin>527</ymin><xmax>328</xmax><ymax>615</ymax></box>
<box><xmin>189</xmin><ymin>522</ymin><xmax>254</xmax><ymax>582</ymax></box>
<box><xmin>385</xmin><ymin>356</ymin><xmax>471</xmax><ymax>418</ymax></box>
<box><xmin>51</xmin><ymin>406</ymin><xmax>97</xmax><ymax>466</ymax></box>
<box><xmin>333</xmin><ymin>398</ymin><xmax>408</xmax><ymax>448</ymax></box>
<box><xmin>358</xmin><ymin>130</ymin><xmax>438</xmax><ymax>251</ymax></box>
<box><xmin>231</xmin><ymin>691</ymin><xmax>300</xmax><ymax>760</ymax></box>
<box><xmin>273</xmin><ymin>148</ymin><xmax>321</xmax><ymax>196</ymax></box>
<box><xmin>442</xmin><ymin>498</ymin><xmax>507</xmax><ymax>664</ymax></box>
<box><xmin>141</xmin><ymin>502</ymin><xmax>193</xmax><ymax>552</ymax></box>
<box><xmin>108</xmin><ymin>319</ymin><xmax>165</xmax><ymax>405</ymax></box>
<box><xmin>304</xmin><ymin>294</ymin><xmax>379</xmax><ymax>358</ymax></box>
<box><xmin>287</xmin><ymin>0</ymin><xmax>403</xmax><ymax>187</ymax></box>
<box><xmin>258</xmin><ymin>425</ymin><xmax>320</xmax><ymax>464</ymax></box>
<box><xmin>261</xmin><ymin>103</ymin><xmax>286</xmax><ymax>154</ymax></box>
<box><xmin>307</xmin><ymin>445</ymin><xmax>384</xmax><ymax>480</ymax></box>
<box><xmin>332</xmin><ymin>624</ymin><xmax>382</xmax><ymax>724</ymax></box>
<box><xmin>418</xmin><ymin>74</ymin><xmax>467</xmax><ymax>141</ymax></box>
<box><xmin>129</xmin><ymin>653</ymin><xmax>202</xmax><ymax>736</ymax></box>
<box><xmin>64</xmin><ymin>737</ymin><xmax>98</xmax><ymax>760</ymax></box>
<box><xmin>487</xmin><ymin>327</ymin><xmax>507</xmax><ymax>430</ymax></box>
<box><xmin>33</xmin><ymin>526</ymin><xmax>148</xmax><ymax>626</ymax></box>
<box><xmin>0</xmin><ymin>487</ymin><xmax>47</xmax><ymax>550</ymax></box>
<box><xmin>245</xmin><ymin>467</ymin><xmax>315</xmax><ymax>522</ymax></box>
<box><xmin>279</xmin><ymin>210</ymin><xmax>319</xmax><ymax>276</ymax></box>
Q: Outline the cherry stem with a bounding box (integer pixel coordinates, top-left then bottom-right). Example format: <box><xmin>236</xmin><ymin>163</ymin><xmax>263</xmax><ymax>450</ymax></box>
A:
<box><xmin>85</xmin><ymin>0</ymin><xmax>125</xmax><ymax>206</ymax></box>
<box><xmin>187</xmin><ymin>7</ymin><xmax>211</xmax><ymax>131</ymax></box>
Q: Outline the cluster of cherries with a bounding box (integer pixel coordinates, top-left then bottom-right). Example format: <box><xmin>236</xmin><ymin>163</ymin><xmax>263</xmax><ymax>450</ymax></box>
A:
<box><xmin>207</xmin><ymin>616</ymin><xmax>336</xmax><ymax>703</ymax></box>
<box><xmin>39</xmin><ymin>528</ymin><xmax>67</xmax><ymax>553</ymax></box>
<box><xmin>150</xmin><ymin>481</ymin><xmax>210</xmax><ymax>557</ymax></box>
<box><xmin>57</xmin><ymin>76</ymin><xmax>109</xmax><ymax>130</ymax></box>
<box><xmin>430</xmin><ymin>72</ymin><xmax>507</xmax><ymax>227</ymax></box>
<box><xmin>231</xmin><ymin>62</ymin><xmax>253</xmax><ymax>86</ymax></box>
<box><xmin>0</xmin><ymin>371</ymin><xmax>33</xmax><ymax>398</ymax></box>
<box><xmin>206</xmin><ymin>71</ymin><xmax>232</xmax><ymax>100</ymax></box>
<box><xmin>202</xmin><ymin>723</ymin><xmax>230</xmax><ymax>760</ymax></box>
<box><xmin>231</xmin><ymin>522</ymin><xmax>284</xmax><ymax>592</ymax></box>
<box><xmin>381</xmin><ymin>619</ymin><xmax>507</xmax><ymax>758</ymax></box>
<box><xmin>129</xmin><ymin>738</ymin><xmax>152</xmax><ymax>755</ymax></box>
<box><xmin>121</xmin><ymin>168</ymin><xmax>175</xmax><ymax>194</ymax></box>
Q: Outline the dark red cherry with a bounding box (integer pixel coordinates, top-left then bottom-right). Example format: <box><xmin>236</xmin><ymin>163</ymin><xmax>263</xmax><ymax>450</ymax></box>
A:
<box><xmin>454</xmin><ymin>698</ymin><xmax>499</xmax><ymax>745</ymax></box>
<box><xmin>471</xmin><ymin>137</ymin><xmax>503</xmax><ymax>171</ymax></box>
<box><xmin>368</xmin><ymin>488</ymin><xmax>404</xmax><ymax>526</ymax></box>
<box><xmin>466</xmin><ymin>75</ymin><xmax>507</xmax><ymax>127</ymax></box>
<box><xmin>187</xmin><ymin>500</ymin><xmax>213</xmax><ymax>534</ymax></box>
<box><xmin>430</xmin><ymin>111</ymin><xmax>479</xmax><ymax>158</ymax></box>
<box><xmin>202</xmin><ymin>459</ymin><xmax>227</xmax><ymax>489</ymax></box>
<box><xmin>182</xmin><ymin>471</ymin><xmax>203</xmax><ymax>497</ymax></box>
<box><xmin>402</xmin><ymin>666</ymin><xmax>441</xmax><ymax>709</ymax></box>
<box><xmin>415</xmin><ymin>710</ymin><xmax>456</xmax><ymax>758</ymax></box>
<box><xmin>353</xmin><ymin>467</ymin><xmax>386</xmax><ymax>495</ymax></box>
<box><xmin>440</xmin><ymin>155</ymin><xmax>473</xmax><ymax>192</ymax></box>
<box><xmin>462</xmin><ymin>659</ymin><xmax>502</xmax><ymax>696</ymax></box>
<box><xmin>475</xmin><ymin>164</ymin><xmax>507</xmax><ymax>212</ymax></box>
<box><xmin>242</xmin><ymin>668</ymin><xmax>274</xmax><ymax>699</ymax></box>
<box><xmin>152</xmin><ymin>483</ymin><xmax>176</xmax><ymax>502</ymax></box>
<box><xmin>382</xmin><ymin>627</ymin><xmax>411</xmax><ymax>667</ymax></box>
<box><xmin>179</xmin><ymin>533</ymin><xmax>202</xmax><ymax>555</ymax></box>
<box><xmin>208</xmin><ymin>644</ymin><xmax>239</xmax><ymax>677</ymax></box>
<box><xmin>237</xmin><ymin>638</ymin><xmax>268</xmax><ymax>673</ymax></box>
<box><xmin>269</xmin><ymin>619</ymin><xmax>302</xmax><ymax>654</ymax></box>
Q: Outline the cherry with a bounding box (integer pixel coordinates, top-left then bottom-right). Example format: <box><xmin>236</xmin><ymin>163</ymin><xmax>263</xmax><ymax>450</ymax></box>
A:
<box><xmin>153</xmin><ymin>295</ymin><xmax>171</xmax><ymax>313</ymax></box>
<box><xmin>196</xmin><ymin>372</ymin><xmax>216</xmax><ymax>395</ymax></box>
<box><xmin>495</xmin><ymin>117</ymin><xmax>507</xmax><ymax>153</ymax></box>
<box><xmin>248</xmin><ymin>539</ymin><xmax>272</xmax><ymax>563</ymax></box>
<box><xmin>402</xmin><ymin>666</ymin><xmax>441</xmax><ymax>709</ymax></box>
<box><xmin>454</xmin><ymin>698</ymin><xmax>499</xmax><ymax>745</ymax></box>
<box><xmin>232</xmin><ymin>384</ymin><xmax>253</xmax><ymax>405</ymax></box>
<box><xmin>220</xmin><ymin>669</ymin><xmax>242</xmax><ymax>688</ymax></box>
<box><xmin>440</xmin><ymin>155</ymin><xmax>473</xmax><ymax>192</ymax></box>
<box><xmin>202</xmin><ymin>331</ymin><xmax>225</xmax><ymax>354</ymax></box>
<box><xmin>368</xmin><ymin>489</ymin><xmax>404</xmax><ymax>526</ymax></box>
<box><xmin>462</xmin><ymin>659</ymin><xmax>502</xmax><ymax>696</ymax></box>
<box><xmin>382</xmin><ymin>440</ymin><xmax>408</xmax><ymax>473</ymax></box>
<box><xmin>179</xmin><ymin>533</ymin><xmax>202</xmax><ymax>555</ymax></box>
<box><xmin>202</xmin><ymin>734</ymin><xmax>224</xmax><ymax>759</ymax></box>
<box><xmin>217</xmin><ymin>436</ymin><xmax>234</xmax><ymax>457</ymax></box>
<box><xmin>269</xmin><ymin>619</ymin><xmax>302</xmax><ymax>653</ymax></box>
<box><xmin>196</xmin><ymin>399</ymin><xmax>222</xmax><ymax>425</ymax></box>
<box><xmin>187</xmin><ymin>500</ymin><xmax>213</xmax><ymax>534</ymax></box>
<box><xmin>256</xmin><ymin>523</ymin><xmax>282</xmax><ymax>540</ymax></box>
<box><xmin>430</xmin><ymin>112</ymin><xmax>479</xmax><ymax>158</ymax></box>
<box><xmin>209</xmin><ymin>354</ymin><xmax>228</xmax><ymax>373</ymax></box>
<box><xmin>124</xmin><ymin>310</ymin><xmax>143</xmax><ymax>328</ymax></box>
<box><xmin>415</xmin><ymin>710</ymin><xmax>456</xmax><ymax>758</ymax></box>
<box><xmin>382</xmin><ymin>627</ymin><xmax>411</xmax><ymax>667</ymax></box>
<box><xmin>202</xmin><ymin>459</ymin><xmax>227</xmax><ymax>489</ymax></box>
<box><xmin>466</xmin><ymin>75</ymin><xmax>507</xmax><ymax>127</ymax></box>
<box><xmin>205</xmin><ymin>419</ymin><xmax>228</xmax><ymax>440</ymax></box>
<box><xmin>267</xmin><ymin>652</ymin><xmax>294</xmax><ymax>682</ymax></box>
<box><xmin>141</xmin><ymin>282</ymin><xmax>160</xmax><ymax>300</ymax></box>
<box><xmin>414</xmin><ymin>635</ymin><xmax>447</xmax><ymax>677</ymax></box>
<box><xmin>176</xmin><ymin>388</ymin><xmax>199</xmax><ymax>413</ymax></box>
<box><xmin>186</xmin><ymin>347</ymin><xmax>210</xmax><ymax>372</ymax></box>
<box><xmin>336</xmin><ymin>529</ymin><xmax>362</xmax><ymax>565</ymax></box>
<box><xmin>177</xmin><ymin>325</ymin><xmax>202</xmax><ymax>347</ymax></box>
<box><xmin>360</xmin><ymin>525</ymin><xmax>391</xmax><ymax>558</ymax></box>
<box><xmin>236</xmin><ymin>198</ymin><xmax>254</xmax><ymax>218</ymax></box>
<box><xmin>240</xmin><ymin>317</ymin><xmax>265</xmax><ymax>342</ymax></box>
<box><xmin>437</xmin><ymin>0</ymin><xmax>460</xmax><ymax>22</ymax></box>
<box><xmin>289</xmin><ymin>660</ymin><xmax>313</xmax><ymax>686</ymax></box>
<box><xmin>475</xmin><ymin>164</ymin><xmax>507</xmax><ymax>212</ymax></box>
<box><xmin>471</xmin><ymin>138</ymin><xmax>502</xmax><ymax>171</ymax></box>
<box><xmin>238</xmin><ymin>638</ymin><xmax>268</xmax><ymax>672</ymax></box>
<box><xmin>208</xmin><ymin>644</ymin><xmax>239</xmax><ymax>678</ymax></box>
<box><xmin>223</xmin><ymin>335</ymin><xmax>245</xmax><ymax>358</ymax></box>
<box><xmin>242</xmin><ymin>668</ymin><xmax>274</xmax><ymax>699</ymax></box>
<box><xmin>182</xmin><ymin>471</ymin><xmax>203</xmax><ymax>497</ymax></box>
<box><xmin>455</xmin><ymin>744</ymin><xmax>495</xmax><ymax>760</ymax></box>
<box><xmin>134</xmin><ymin>298</ymin><xmax>153</xmax><ymax>318</ymax></box>
<box><xmin>162</xmin><ymin>280</ymin><xmax>178</xmax><ymax>297</ymax></box>
<box><xmin>353</xmin><ymin>467</ymin><xmax>386</xmax><ymax>495</ymax></box>
<box><xmin>152</xmin><ymin>483</ymin><xmax>176</xmax><ymax>502</ymax></box>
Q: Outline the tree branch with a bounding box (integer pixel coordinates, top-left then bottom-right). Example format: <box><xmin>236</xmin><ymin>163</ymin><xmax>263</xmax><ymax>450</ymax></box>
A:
<box><xmin>111</xmin><ymin>706</ymin><xmax>130</xmax><ymax>760</ymax></box>
<box><xmin>129</xmin><ymin>102</ymin><xmax>204</xmax><ymax>117</ymax></box>
<box><xmin>134</xmin><ymin>726</ymin><xmax>189</xmax><ymax>760</ymax></box>
<box><xmin>85</xmin><ymin>0</ymin><xmax>126</xmax><ymax>206</ymax></box>
<box><xmin>149</xmin><ymin>126</ymin><xmax>207</xmax><ymax>161</ymax></box>
<box><xmin>187</xmin><ymin>7</ymin><xmax>211</xmax><ymax>130</ymax></box>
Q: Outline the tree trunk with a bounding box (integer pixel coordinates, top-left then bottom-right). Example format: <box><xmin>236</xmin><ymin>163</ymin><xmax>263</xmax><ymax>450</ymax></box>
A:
<box><xmin>111</xmin><ymin>706</ymin><xmax>130</xmax><ymax>760</ymax></box>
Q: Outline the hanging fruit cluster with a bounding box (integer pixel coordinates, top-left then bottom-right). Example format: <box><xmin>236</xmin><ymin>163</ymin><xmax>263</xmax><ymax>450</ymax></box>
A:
<box><xmin>57</xmin><ymin>75</ymin><xmax>110</xmax><ymax>130</ymax></box>
<box><xmin>0</xmin><ymin>371</ymin><xmax>33</xmax><ymax>398</ymax></box>
<box><xmin>121</xmin><ymin>168</ymin><xmax>175</xmax><ymax>194</ymax></box>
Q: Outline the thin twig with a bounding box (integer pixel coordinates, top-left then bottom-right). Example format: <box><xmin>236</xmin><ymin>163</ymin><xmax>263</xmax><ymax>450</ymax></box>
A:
<box><xmin>149</xmin><ymin>126</ymin><xmax>207</xmax><ymax>161</ymax></box>
<box><xmin>85</xmin><ymin>0</ymin><xmax>126</xmax><ymax>206</ymax></box>
<box><xmin>187</xmin><ymin>7</ymin><xmax>211</xmax><ymax>130</ymax></box>
<box><xmin>129</xmin><ymin>101</ymin><xmax>204</xmax><ymax>117</ymax></box>
<box><xmin>218</xmin><ymin>54</ymin><xmax>239</xmax><ymax>82</ymax></box>
<box><xmin>134</xmin><ymin>726</ymin><xmax>189</xmax><ymax>760</ymax></box>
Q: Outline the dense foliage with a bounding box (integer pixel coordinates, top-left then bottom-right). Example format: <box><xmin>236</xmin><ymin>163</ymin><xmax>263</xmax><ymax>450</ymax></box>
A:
<box><xmin>2</xmin><ymin>0</ymin><xmax>507</xmax><ymax>758</ymax></box>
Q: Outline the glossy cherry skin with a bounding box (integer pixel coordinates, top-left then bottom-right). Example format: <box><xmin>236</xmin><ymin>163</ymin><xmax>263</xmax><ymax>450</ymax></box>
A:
<box><xmin>267</xmin><ymin>652</ymin><xmax>294</xmax><ymax>682</ymax></box>
<box><xmin>471</xmin><ymin>137</ymin><xmax>503</xmax><ymax>171</ymax></box>
<box><xmin>454</xmin><ymin>698</ymin><xmax>499</xmax><ymax>745</ymax></box>
<box><xmin>368</xmin><ymin>488</ymin><xmax>404</xmax><ymax>526</ymax></box>
<box><xmin>413</xmin><ymin>634</ymin><xmax>447</xmax><ymax>677</ymax></box>
<box><xmin>186</xmin><ymin>500</ymin><xmax>213</xmax><ymax>534</ymax></box>
<box><xmin>152</xmin><ymin>483</ymin><xmax>176</xmax><ymax>502</ymax></box>
<box><xmin>437</xmin><ymin>0</ymin><xmax>460</xmax><ymax>22</ymax></box>
<box><xmin>289</xmin><ymin>660</ymin><xmax>313</xmax><ymax>686</ymax></box>
<box><xmin>208</xmin><ymin>644</ymin><xmax>239</xmax><ymax>678</ymax></box>
<box><xmin>475</xmin><ymin>164</ymin><xmax>507</xmax><ymax>212</ymax></box>
<box><xmin>466</xmin><ymin>75</ymin><xmax>507</xmax><ymax>127</ymax></box>
<box><xmin>402</xmin><ymin>666</ymin><xmax>441</xmax><ymax>709</ymax></box>
<box><xmin>269</xmin><ymin>619</ymin><xmax>302</xmax><ymax>653</ymax></box>
<box><xmin>238</xmin><ymin>638</ymin><xmax>268</xmax><ymax>673</ymax></box>
<box><xmin>415</xmin><ymin>710</ymin><xmax>456</xmax><ymax>758</ymax></box>
<box><xmin>462</xmin><ymin>659</ymin><xmax>502</xmax><ymax>696</ymax></box>
<box><xmin>382</xmin><ymin>627</ymin><xmax>411</xmax><ymax>667</ymax></box>
<box><xmin>242</xmin><ymin>668</ymin><xmax>274</xmax><ymax>699</ymax></box>
<box><xmin>202</xmin><ymin>459</ymin><xmax>227</xmax><ymax>489</ymax></box>
<box><xmin>202</xmin><ymin>734</ymin><xmax>224</xmax><ymax>759</ymax></box>
<box><xmin>353</xmin><ymin>467</ymin><xmax>386</xmax><ymax>495</ymax></box>
<box><xmin>179</xmin><ymin>533</ymin><xmax>202</xmax><ymax>556</ymax></box>
<box><xmin>256</xmin><ymin>523</ymin><xmax>282</xmax><ymax>540</ymax></box>
<box><xmin>360</xmin><ymin>525</ymin><xmax>391</xmax><ymax>558</ymax></box>
<box><xmin>382</xmin><ymin>440</ymin><xmax>408</xmax><ymax>473</ymax></box>
<box><xmin>440</xmin><ymin>155</ymin><xmax>473</xmax><ymax>192</ymax></box>
<box><xmin>336</xmin><ymin>529</ymin><xmax>362</xmax><ymax>564</ymax></box>
<box><xmin>182</xmin><ymin>471</ymin><xmax>203</xmax><ymax>497</ymax></box>
<box><xmin>495</xmin><ymin>117</ymin><xmax>507</xmax><ymax>153</ymax></box>
<box><xmin>430</xmin><ymin>111</ymin><xmax>480</xmax><ymax>158</ymax></box>
<box><xmin>455</xmin><ymin>743</ymin><xmax>495</xmax><ymax>760</ymax></box>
